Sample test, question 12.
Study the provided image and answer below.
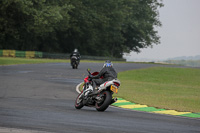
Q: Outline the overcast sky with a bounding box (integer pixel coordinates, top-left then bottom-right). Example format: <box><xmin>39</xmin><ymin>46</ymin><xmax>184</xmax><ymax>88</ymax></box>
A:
<box><xmin>124</xmin><ymin>0</ymin><xmax>200</xmax><ymax>61</ymax></box>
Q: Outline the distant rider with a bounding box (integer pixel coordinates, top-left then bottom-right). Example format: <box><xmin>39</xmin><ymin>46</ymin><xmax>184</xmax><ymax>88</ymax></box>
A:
<box><xmin>85</xmin><ymin>60</ymin><xmax>118</xmax><ymax>95</ymax></box>
<box><xmin>70</xmin><ymin>49</ymin><xmax>80</xmax><ymax>64</ymax></box>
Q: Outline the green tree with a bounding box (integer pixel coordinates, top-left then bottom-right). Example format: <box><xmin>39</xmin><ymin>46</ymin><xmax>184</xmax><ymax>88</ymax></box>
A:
<box><xmin>0</xmin><ymin>0</ymin><xmax>163</xmax><ymax>58</ymax></box>
<box><xmin>122</xmin><ymin>0</ymin><xmax>163</xmax><ymax>53</ymax></box>
<box><xmin>63</xmin><ymin>0</ymin><xmax>163</xmax><ymax>58</ymax></box>
<box><xmin>0</xmin><ymin>0</ymin><xmax>73</xmax><ymax>51</ymax></box>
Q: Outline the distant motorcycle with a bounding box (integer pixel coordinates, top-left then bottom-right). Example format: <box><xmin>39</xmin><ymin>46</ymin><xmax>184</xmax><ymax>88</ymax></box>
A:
<box><xmin>75</xmin><ymin>69</ymin><xmax>120</xmax><ymax>111</ymax></box>
<box><xmin>70</xmin><ymin>55</ymin><xmax>79</xmax><ymax>69</ymax></box>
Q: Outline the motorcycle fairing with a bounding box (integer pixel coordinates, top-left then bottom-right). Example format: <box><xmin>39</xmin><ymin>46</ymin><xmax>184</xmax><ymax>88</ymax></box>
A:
<box><xmin>99</xmin><ymin>79</ymin><xmax>120</xmax><ymax>90</ymax></box>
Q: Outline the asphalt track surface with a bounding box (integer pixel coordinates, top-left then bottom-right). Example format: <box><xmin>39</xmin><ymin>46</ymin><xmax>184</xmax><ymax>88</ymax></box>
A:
<box><xmin>0</xmin><ymin>62</ymin><xmax>199</xmax><ymax>133</ymax></box>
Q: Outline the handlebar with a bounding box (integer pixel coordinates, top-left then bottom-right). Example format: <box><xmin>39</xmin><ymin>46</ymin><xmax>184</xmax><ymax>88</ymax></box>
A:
<box><xmin>87</xmin><ymin>68</ymin><xmax>91</xmax><ymax>75</ymax></box>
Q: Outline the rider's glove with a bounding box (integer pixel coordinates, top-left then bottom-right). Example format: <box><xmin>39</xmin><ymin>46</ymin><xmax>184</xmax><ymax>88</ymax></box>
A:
<box><xmin>89</xmin><ymin>75</ymin><xmax>93</xmax><ymax>78</ymax></box>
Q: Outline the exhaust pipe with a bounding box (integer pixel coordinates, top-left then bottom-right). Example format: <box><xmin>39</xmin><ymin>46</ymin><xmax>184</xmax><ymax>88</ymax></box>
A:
<box><xmin>110</xmin><ymin>97</ymin><xmax>118</xmax><ymax>104</ymax></box>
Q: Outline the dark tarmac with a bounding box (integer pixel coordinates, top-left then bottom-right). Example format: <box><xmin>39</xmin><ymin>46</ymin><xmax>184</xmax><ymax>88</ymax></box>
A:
<box><xmin>0</xmin><ymin>62</ymin><xmax>199</xmax><ymax>133</ymax></box>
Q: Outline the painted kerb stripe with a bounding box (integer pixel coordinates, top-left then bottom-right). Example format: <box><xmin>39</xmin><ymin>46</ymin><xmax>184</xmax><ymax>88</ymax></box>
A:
<box><xmin>112</xmin><ymin>98</ymin><xmax>200</xmax><ymax>118</ymax></box>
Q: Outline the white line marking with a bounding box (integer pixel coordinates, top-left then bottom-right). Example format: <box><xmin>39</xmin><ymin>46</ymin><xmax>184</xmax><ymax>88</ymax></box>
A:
<box><xmin>76</xmin><ymin>82</ymin><xmax>83</xmax><ymax>94</ymax></box>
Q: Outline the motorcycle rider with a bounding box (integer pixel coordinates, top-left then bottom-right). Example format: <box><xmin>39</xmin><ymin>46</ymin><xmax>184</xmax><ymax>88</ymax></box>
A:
<box><xmin>70</xmin><ymin>48</ymin><xmax>80</xmax><ymax>65</ymax></box>
<box><xmin>84</xmin><ymin>60</ymin><xmax>117</xmax><ymax>95</ymax></box>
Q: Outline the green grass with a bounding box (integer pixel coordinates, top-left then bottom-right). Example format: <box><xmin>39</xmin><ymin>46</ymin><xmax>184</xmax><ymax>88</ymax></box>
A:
<box><xmin>115</xmin><ymin>67</ymin><xmax>200</xmax><ymax>112</ymax></box>
<box><xmin>0</xmin><ymin>57</ymin><xmax>127</xmax><ymax>65</ymax></box>
<box><xmin>0</xmin><ymin>57</ymin><xmax>69</xmax><ymax>65</ymax></box>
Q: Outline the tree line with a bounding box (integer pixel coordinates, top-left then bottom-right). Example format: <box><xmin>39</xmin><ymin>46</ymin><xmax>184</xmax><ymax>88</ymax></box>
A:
<box><xmin>0</xmin><ymin>0</ymin><xmax>163</xmax><ymax>58</ymax></box>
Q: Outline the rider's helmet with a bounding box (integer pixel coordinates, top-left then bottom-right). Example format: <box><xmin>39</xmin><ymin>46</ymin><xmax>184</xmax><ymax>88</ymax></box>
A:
<box><xmin>103</xmin><ymin>60</ymin><xmax>113</xmax><ymax>67</ymax></box>
<box><xmin>74</xmin><ymin>48</ymin><xmax>78</xmax><ymax>53</ymax></box>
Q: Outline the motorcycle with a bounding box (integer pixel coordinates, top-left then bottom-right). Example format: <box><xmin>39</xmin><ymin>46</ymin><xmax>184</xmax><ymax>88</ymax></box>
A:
<box><xmin>75</xmin><ymin>69</ymin><xmax>120</xmax><ymax>111</ymax></box>
<box><xmin>70</xmin><ymin>55</ymin><xmax>79</xmax><ymax>69</ymax></box>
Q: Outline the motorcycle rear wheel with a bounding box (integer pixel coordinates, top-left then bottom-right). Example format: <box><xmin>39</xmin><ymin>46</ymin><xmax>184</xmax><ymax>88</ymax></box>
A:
<box><xmin>75</xmin><ymin>92</ymin><xmax>84</xmax><ymax>109</ymax></box>
<box><xmin>72</xmin><ymin>64</ymin><xmax>76</xmax><ymax>69</ymax></box>
<box><xmin>95</xmin><ymin>91</ymin><xmax>112</xmax><ymax>112</ymax></box>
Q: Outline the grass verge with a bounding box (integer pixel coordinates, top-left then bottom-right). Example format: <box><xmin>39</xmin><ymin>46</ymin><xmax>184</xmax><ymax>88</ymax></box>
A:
<box><xmin>0</xmin><ymin>57</ymin><xmax>69</xmax><ymax>65</ymax></box>
<box><xmin>115</xmin><ymin>67</ymin><xmax>200</xmax><ymax>113</ymax></box>
<box><xmin>0</xmin><ymin>57</ymin><xmax>127</xmax><ymax>65</ymax></box>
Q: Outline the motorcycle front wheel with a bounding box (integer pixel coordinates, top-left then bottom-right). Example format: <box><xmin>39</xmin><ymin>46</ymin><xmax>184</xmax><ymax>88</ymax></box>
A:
<box><xmin>95</xmin><ymin>91</ymin><xmax>112</xmax><ymax>112</ymax></box>
<box><xmin>75</xmin><ymin>92</ymin><xmax>84</xmax><ymax>109</ymax></box>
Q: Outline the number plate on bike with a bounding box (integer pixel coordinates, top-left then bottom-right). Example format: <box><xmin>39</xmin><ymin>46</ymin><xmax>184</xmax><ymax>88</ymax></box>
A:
<box><xmin>111</xmin><ymin>85</ymin><xmax>118</xmax><ymax>93</ymax></box>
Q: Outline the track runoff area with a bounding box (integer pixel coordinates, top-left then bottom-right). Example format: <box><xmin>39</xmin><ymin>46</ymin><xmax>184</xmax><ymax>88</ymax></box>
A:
<box><xmin>76</xmin><ymin>82</ymin><xmax>200</xmax><ymax>119</ymax></box>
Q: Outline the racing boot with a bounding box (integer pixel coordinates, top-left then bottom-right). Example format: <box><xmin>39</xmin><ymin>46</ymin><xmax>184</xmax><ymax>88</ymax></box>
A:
<box><xmin>91</xmin><ymin>87</ymin><xmax>101</xmax><ymax>95</ymax></box>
